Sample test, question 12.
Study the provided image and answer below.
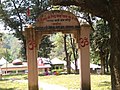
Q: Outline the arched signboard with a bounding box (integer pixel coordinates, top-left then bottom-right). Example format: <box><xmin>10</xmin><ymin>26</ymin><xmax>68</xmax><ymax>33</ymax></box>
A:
<box><xmin>35</xmin><ymin>10</ymin><xmax>80</xmax><ymax>31</ymax></box>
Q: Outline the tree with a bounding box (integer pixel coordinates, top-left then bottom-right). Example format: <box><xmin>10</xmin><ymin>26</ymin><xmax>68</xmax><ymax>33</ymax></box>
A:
<box><xmin>90</xmin><ymin>19</ymin><xmax>110</xmax><ymax>74</ymax></box>
<box><xmin>0</xmin><ymin>0</ymin><xmax>50</xmax><ymax>59</ymax></box>
<box><xmin>0</xmin><ymin>33</ymin><xmax>5</xmax><ymax>59</ymax></box>
<box><xmin>49</xmin><ymin>33</ymin><xmax>65</xmax><ymax>59</ymax></box>
<box><xmin>50</xmin><ymin>33</ymin><xmax>70</xmax><ymax>73</ymax></box>
<box><xmin>0</xmin><ymin>0</ymin><xmax>27</xmax><ymax>59</ymax></box>
<box><xmin>69</xmin><ymin>34</ymin><xmax>79</xmax><ymax>74</ymax></box>
<box><xmin>51</xmin><ymin>0</ymin><xmax>120</xmax><ymax>89</ymax></box>
<box><xmin>0</xmin><ymin>33</ymin><xmax>22</xmax><ymax>62</ymax></box>
<box><xmin>38</xmin><ymin>35</ymin><xmax>54</xmax><ymax>58</ymax></box>
<box><xmin>63</xmin><ymin>34</ymin><xmax>71</xmax><ymax>74</ymax></box>
<box><xmin>2</xmin><ymin>33</ymin><xmax>22</xmax><ymax>62</ymax></box>
<box><xmin>50</xmin><ymin>33</ymin><xmax>78</xmax><ymax>74</ymax></box>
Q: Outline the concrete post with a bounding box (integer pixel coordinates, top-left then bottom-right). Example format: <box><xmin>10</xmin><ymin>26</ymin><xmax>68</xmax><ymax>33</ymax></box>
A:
<box><xmin>25</xmin><ymin>28</ymin><xmax>39</xmax><ymax>90</ymax></box>
<box><xmin>78</xmin><ymin>24</ymin><xmax>91</xmax><ymax>90</ymax></box>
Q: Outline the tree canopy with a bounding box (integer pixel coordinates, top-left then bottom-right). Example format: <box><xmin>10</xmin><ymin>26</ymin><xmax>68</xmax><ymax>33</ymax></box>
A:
<box><xmin>0</xmin><ymin>0</ymin><xmax>52</xmax><ymax>58</ymax></box>
<box><xmin>51</xmin><ymin>0</ymin><xmax>120</xmax><ymax>90</ymax></box>
<box><xmin>0</xmin><ymin>33</ymin><xmax>22</xmax><ymax>62</ymax></box>
<box><xmin>1</xmin><ymin>0</ymin><xmax>120</xmax><ymax>89</ymax></box>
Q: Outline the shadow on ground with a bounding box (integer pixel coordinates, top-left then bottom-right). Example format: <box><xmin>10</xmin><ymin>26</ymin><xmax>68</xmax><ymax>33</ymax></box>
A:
<box><xmin>97</xmin><ymin>81</ymin><xmax>111</xmax><ymax>90</ymax></box>
<box><xmin>0</xmin><ymin>88</ymin><xmax>15</xmax><ymax>90</ymax></box>
<box><xmin>98</xmin><ymin>81</ymin><xmax>111</xmax><ymax>87</ymax></box>
<box><xmin>0</xmin><ymin>79</ymin><xmax>9</xmax><ymax>81</ymax></box>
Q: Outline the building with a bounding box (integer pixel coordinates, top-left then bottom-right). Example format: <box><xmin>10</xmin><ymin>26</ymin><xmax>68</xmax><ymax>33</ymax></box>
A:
<box><xmin>51</xmin><ymin>57</ymin><xmax>66</xmax><ymax>73</ymax></box>
<box><xmin>0</xmin><ymin>57</ymin><xmax>8</xmax><ymax>66</ymax></box>
<box><xmin>1</xmin><ymin>58</ymin><xmax>51</xmax><ymax>75</ymax></box>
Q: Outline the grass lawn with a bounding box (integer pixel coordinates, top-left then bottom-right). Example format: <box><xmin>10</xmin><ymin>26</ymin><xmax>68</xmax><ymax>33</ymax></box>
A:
<box><xmin>0</xmin><ymin>74</ymin><xmax>111</xmax><ymax>90</ymax></box>
<box><xmin>39</xmin><ymin>74</ymin><xmax>111</xmax><ymax>90</ymax></box>
<box><xmin>0</xmin><ymin>74</ymin><xmax>28</xmax><ymax>90</ymax></box>
<box><xmin>91</xmin><ymin>75</ymin><xmax>111</xmax><ymax>90</ymax></box>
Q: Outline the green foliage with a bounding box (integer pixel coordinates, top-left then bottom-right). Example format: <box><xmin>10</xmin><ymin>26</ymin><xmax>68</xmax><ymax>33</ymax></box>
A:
<box><xmin>38</xmin><ymin>35</ymin><xmax>54</xmax><ymax>58</ymax></box>
<box><xmin>0</xmin><ymin>0</ymin><xmax>51</xmax><ymax>58</ymax></box>
<box><xmin>0</xmin><ymin>33</ymin><xmax>22</xmax><ymax>62</ymax></box>
<box><xmin>90</xmin><ymin>19</ymin><xmax>110</xmax><ymax>64</ymax></box>
<box><xmin>0</xmin><ymin>0</ymin><xmax>50</xmax><ymax>30</ymax></box>
<box><xmin>90</xmin><ymin>50</ymin><xmax>100</xmax><ymax>64</ymax></box>
<box><xmin>50</xmin><ymin>33</ymin><xmax>65</xmax><ymax>59</ymax></box>
<box><xmin>0</xmin><ymin>48</ymin><xmax>6</xmax><ymax>59</ymax></box>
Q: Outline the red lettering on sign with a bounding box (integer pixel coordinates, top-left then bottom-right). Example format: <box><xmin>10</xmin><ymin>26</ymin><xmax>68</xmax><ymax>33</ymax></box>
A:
<box><xmin>56</xmin><ymin>15</ymin><xmax>62</xmax><ymax>18</ymax></box>
<box><xmin>36</xmin><ymin>14</ymin><xmax>76</xmax><ymax>22</ymax></box>
<box><xmin>62</xmin><ymin>15</ymin><xmax>67</xmax><ymax>18</ymax></box>
<box><xmin>79</xmin><ymin>37</ymin><xmax>89</xmax><ymax>47</ymax></box>
<box><xmin>28</xmin><ymin>40</ymin><xmax>36</xmax><ymax>50</ymax></box>
<box><xmin>52</xmin><ymin>23</ymin><xmax>61</xmax><ymax>25</ymax></box>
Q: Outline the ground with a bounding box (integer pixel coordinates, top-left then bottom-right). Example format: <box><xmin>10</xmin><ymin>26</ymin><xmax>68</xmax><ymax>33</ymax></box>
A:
<box><xmin>0</xmin><ymin>74</ymin><xmax>111</xmax><ymax>90</ymax></box>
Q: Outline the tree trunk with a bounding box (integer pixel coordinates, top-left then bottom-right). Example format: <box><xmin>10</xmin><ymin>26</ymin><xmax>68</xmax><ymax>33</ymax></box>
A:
<box><xmin>22</xmin><ymin>38</ymin><xmax>27</xmax><ymax>60</ymax></box>
<box><xmin>100</xmin><ymin>52</ymin><xmax>105</xmax><ymax>75</ymax></box>
<box><xmin>63</xmin><ymin>34</ymin><xmax>71</xmax><ymax>74</ymax></box>
<box><xmin>68</xmin><ymin>52</ymin><xmax>72</xmax><ymax>73</ymax></box>
<box><xmin>105</xmin><ymin>51</ymin><xmax>109</xmax><ymax>73</ymax></box>
<box><xmin>109</xmin><ymin>19</ymin><xmax>120</xmax><ymax>90</ymax></box>
<box><xmin>69</xmin><ymin>34</ymin><xmax>79</xmax><ymax>74</ymax></box>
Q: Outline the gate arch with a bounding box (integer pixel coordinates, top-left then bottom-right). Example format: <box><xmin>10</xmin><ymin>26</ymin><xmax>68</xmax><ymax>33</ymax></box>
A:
<box><xmin>35</xmin><ymin>10</ymin><xmax>80</xmax><ymax>31</ymax></box>
<box><xmin>24</xmin><ymin>10</ymin><xmax>91</xmax><ymax>90</ymax></box>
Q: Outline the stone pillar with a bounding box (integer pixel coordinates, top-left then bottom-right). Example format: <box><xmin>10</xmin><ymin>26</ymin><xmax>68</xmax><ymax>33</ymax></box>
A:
<box><xmin>25</xmin><ymin>27</ymin><xmax>39</xmax><ymax>90</ymax></box>
<box><xmin>78</xmin><ymin>24</ymin><xmax>91</xmax><ymax>90</ymax></box>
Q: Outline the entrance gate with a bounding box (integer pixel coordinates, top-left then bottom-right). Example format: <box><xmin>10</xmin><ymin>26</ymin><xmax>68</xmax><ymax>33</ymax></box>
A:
<box><xmin>24</xmin><ymin>10</ymin><xmax>91</xmax><ymax>90</ymax></box>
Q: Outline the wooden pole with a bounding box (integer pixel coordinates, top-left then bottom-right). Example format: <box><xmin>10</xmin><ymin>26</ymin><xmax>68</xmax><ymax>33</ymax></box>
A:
<box><xmin>25</xmin><ymin>27</ymin><xmax>39</xmax><ymax>90</ymax></box>
<box><xmin>78</xmin><ymin>24</ymin><xmax>91</xmax><ymax>90</ymax></box>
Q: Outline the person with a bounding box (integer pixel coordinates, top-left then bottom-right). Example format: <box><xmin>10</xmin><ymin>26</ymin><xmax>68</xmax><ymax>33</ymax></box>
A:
<box><xmin>44</xmin><ymin>68</ymin><xmax>49</xmax><ymax>76</ymax></box>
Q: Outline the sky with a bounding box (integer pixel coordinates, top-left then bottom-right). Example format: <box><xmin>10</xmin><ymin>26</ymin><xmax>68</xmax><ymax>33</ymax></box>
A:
<box><xmin>0</xmin><ymin>21</ymin><xmax>11</xmax><ymax>33</ymax></box>
<box><xmin>0</xmin><ymin>21</ymin><xmax>5</xmax><ymax>32</ymax></box>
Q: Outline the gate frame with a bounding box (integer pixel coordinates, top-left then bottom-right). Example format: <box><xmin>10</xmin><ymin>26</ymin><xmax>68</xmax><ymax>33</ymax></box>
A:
<box><xmin>24</xmin><ymin>24</ymin><xmax>91</xmax><ymax>90</ymax></box>
<box><xmin>24</xmin><ymin>9</ymin><xmax>91</xmax><ymax>90</ymax></box>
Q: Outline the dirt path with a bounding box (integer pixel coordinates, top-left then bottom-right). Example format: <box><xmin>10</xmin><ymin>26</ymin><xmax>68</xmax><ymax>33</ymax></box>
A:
<box><xmin>39</xmin><ymin>81</ymin><xmax>68</xmax><ymax>90</ymax></box>
<box><xmin>16</xmin><ymin>80</ymin><xmax>68</xmax><ymax>90</ymax></box>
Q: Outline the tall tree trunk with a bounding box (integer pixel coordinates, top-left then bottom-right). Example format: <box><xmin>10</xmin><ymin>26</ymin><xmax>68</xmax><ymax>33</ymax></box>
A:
<box><xmin>22</xmin><ymin>38</ymin><xmax>27</xmax><ymax>61</ymax></box>
<box><xmin>109</xmin><ymin>19</ymin><xmax>120</xmax><ymax>90</ymax></box>
<box><xmin>99</xmin><ymin>49</ymin><xmax>105</xmax><ymax>75</ymax></box>
<box><xmin>63</xmin><ymin>34</ymin><xmax>71</xmax><ymax>74</ymax></box>
<box><xmin>100</xmin><ymin>52</ymin><xmax>105</xmax><ymax>75</ymax></box>
<box><xmin>105</xmin><ymin>51</ymin><xmax>109</xmax><ymax>73</ymax></box>
<box><xmin>69</xmin><ymin>34</ymin><xmax>79</xmax><ymax>74</ymax></box>
<box><xmin>68</xmin><ymin>52</ymin><xmax>72</xmax><ymax>73</ymax></box>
